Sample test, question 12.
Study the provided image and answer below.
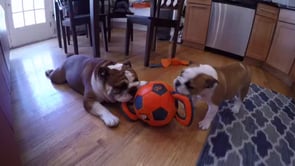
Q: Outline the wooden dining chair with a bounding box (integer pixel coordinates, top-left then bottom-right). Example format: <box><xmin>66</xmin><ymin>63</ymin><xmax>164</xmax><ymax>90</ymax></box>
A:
<box><xmin>56</xmin><ymin>0</ymin><xmax>108</xmax><ymax>54</ymax></box>
<box><xmin>107</xmin><ymin>0</ymin><xmax>134</xmax><ymax>42</ymax></box>
<box><xmin>125</xmin><ymin>0</ymin><xmax>185</xmax><ymax>67</ymax></box>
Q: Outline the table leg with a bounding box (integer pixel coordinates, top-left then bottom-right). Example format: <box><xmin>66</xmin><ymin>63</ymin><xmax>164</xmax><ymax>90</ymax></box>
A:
<box><xmin>90</xmin><ymin>0</ymin><xmax>101</xmax><ymax>57</ymax></box>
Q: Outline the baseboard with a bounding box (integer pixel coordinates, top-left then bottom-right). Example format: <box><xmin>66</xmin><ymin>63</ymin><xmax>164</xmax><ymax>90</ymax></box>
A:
<box><xmin>182</xmin><ymin>41</ymin><xmax>205</xmax><ymax>50</ymax></box>
<box><xmin>244</xmin><ymin>57</ymin><xmax>264</xmax><ymax>67</ymax></box>
<box><xmin>262</xmin><ymin>64</ymin><xmax>294</xmax><ymax>87</ymax></box>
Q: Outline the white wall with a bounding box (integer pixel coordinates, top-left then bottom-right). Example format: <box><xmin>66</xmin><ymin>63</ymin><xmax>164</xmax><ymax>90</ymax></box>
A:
<box><xmin>0</xmin><ymin>0</ymin><xmax>11</xmax><ymax>47</ymax></box>
<box><xmin>0</xmin><ymin>0</ymin><xmax>4</xmax><ymax>6</ymax></box>
<box><xmin>0</xmin><ymin>0</ymin><xmax>7</xmax><ymax>33</ymax></box>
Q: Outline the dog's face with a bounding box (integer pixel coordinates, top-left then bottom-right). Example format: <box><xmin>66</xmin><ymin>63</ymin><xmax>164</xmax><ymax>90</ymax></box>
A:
<box><xmin>173</xmin><ymin>65</ymin><xmax>218</xmax><ymax>96</ymax></box>
<box><xmin>93</xmin><ymin>61</ymin><xmax>140</xmax><ymax>102</ymax></box>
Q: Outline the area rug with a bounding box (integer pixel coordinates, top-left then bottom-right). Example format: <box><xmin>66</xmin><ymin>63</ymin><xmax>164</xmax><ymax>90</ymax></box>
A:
<box><xmin>197</xmin><ymin>84</ymin><xmax>295</xmax><ymax>166</ymax></box>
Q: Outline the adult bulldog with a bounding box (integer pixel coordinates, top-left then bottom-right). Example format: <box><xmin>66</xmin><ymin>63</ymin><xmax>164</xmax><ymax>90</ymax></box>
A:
<box><xmin>46</xmin><ymin>54</ymin><xmax>143</xmax><ymax>127</ymax></box>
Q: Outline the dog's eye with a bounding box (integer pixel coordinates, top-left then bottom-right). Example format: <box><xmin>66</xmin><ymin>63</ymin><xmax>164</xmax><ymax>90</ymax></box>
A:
<box><xmin>185</xmin><ymin>81</ymin><xmax>194</xmax><ymax>89</ymax></box>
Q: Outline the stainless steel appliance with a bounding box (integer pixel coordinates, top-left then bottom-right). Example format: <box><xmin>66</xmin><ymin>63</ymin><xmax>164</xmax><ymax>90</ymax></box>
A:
<box><xmin>206</xmin><ymin>1</ymin><xmax>255</xmax><ymax>58</ymax></box>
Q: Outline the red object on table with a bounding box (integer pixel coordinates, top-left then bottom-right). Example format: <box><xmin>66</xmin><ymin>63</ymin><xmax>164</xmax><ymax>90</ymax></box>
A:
<box><xmin>132</xmin><ymin>2</ymin><xmax>151</xmax><ymax>8</ymax></box>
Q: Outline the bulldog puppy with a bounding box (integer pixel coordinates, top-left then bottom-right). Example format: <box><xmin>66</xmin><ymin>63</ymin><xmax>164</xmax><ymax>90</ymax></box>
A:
<box><xmin>46</xmin><ymin>54</ymin><xmax>143</xmax><ymax>127</ymax></box>
<box><xmin>173</xmin><ymin>62</ymin><xmax>251</xmax><ymax>130</ymax></box>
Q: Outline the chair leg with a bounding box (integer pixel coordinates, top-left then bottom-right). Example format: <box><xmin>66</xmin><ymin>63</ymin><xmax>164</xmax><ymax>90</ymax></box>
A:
<box><xmin>152</xmin><ymin>27</ymin><xmax>157</xmax><ymax>51</ymax></box>
<box><xmin>61</xmin><ymin>26</ymin><xmax>67</xmax><ymax>53</ymax></box>
<box><xmin>88</xmin><ymin>24</ymin><xmax>93</xmax><ymax>46</ymax></box>
<box><xmin>171</xmin><ymin>28</ymin><xmax>179</xmax><ymax>58</ymax></box>
<box><xmin>101</xmin><ymin>20</ymin><xmax>108</xmax><ymax>52</ymax></box>
<box><xmin>107</xmin><ymin>16</ymin><xmax>111</xmax><ymax>42</ymax></box>
<box><xmin>130</xmin><ymin>23</ymin><xmax>133</xmax><ymax>41</ymax></box>
<box><xmin>85</xmin><ymin>24</ymin><xmax>89</xmax><ymax>38</ymax></box>
<box><xmin>144</xmin><ymin>24</ymin><xmax>154</xmax><ymax>67</ymax></box>
<box><xmin>57</xmin><ymin>22</ymin><xmax>62</xmax><ymax>48</ymax></box>
<box><xmin>71</xmin><ymin>26</ymin><xmax>79</xmax><ymax>54</ymax></box>
<box><xmin>66</xmin><ymin>27</ymin><xmax>71</xmax><ymax>45</ymax></box>
<box><xmin>125</xmin><ymin>19</ymin><xmax>132</xmax><ymax>55</ymax></box>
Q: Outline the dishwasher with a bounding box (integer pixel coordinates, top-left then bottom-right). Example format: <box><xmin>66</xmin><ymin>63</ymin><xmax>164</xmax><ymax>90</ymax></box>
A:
<box><xmin>205</xmin><ymin>0</ymin><xmax>256</xmax><ymax>59</ymax></box>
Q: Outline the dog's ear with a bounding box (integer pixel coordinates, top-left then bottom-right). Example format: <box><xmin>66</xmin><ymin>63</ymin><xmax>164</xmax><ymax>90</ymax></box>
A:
<box><xmin>204</xmin><ymin>77</ymin><xmax>218</xmax><ymax>89</ymax></box>
<box><xmin>123</xmin><ymin>61</ymin><xmax>132</xmax><ymax>67</ymax></box>
<box><xmin>97</xmin><ymin>67</ymin><xmax>109</xmax><ymax>80</ymax></box>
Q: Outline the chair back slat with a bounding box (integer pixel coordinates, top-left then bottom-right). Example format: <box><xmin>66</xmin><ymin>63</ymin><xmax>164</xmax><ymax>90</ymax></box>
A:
<box><xmin>55</xmin><ymin>0</ymin><xmax>64</xmax><ymax>10</ymax></box>
<box><xmin>73</xmin><ymin>0</ymin><xmax>90</xmax><ymax>15</ymax></box>
<box><xmin>160</xmin><ymin>0</ymin><xmax>181</xmax><ymax>9</ymax></box>
<box><xmin>152</xmin><ymin>0</ymin><xmax>185</xmax><ymax>21</ymax></box>
<box><xmin>56</xmin><ymin>0</ymin><xmax>91</xmax><ymax>18</ymax></box>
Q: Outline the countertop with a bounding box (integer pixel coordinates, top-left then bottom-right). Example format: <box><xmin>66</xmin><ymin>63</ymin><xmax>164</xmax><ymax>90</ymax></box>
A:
<box><xmin>260</xmin><ymin>0</ymin><xmax>295</xmax><ymax>10</ymax></box>
<box><xmin>211</xmin><ymin>0</ymin><xmax>295</xmax><ymax>10</ymax></box>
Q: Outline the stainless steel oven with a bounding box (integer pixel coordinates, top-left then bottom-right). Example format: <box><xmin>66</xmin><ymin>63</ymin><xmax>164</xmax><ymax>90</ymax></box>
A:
<box><xmin>206</xmin><ymin>1</ymin><xmax>255</xmax><ymax>58</ymax></box>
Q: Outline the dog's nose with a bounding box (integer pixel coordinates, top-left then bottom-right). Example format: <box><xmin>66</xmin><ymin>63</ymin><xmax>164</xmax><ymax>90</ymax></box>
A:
<box><xmin>174</xmin><ymin>80</ymin><xmax>181</xmax><ymax>87</ymax></box>
<box><xmin>128</xmin><ymin>86</ymin><xmax>137</xmax><ymax>96</ymax></box>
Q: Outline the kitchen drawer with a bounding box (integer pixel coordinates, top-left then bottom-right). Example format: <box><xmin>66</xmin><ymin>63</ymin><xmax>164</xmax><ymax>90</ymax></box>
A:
<box><xmin>279</xmin><ymin>9</ymin><xmax>295</xmax><ymax>24</ymax></box>
<box><xmin>188</xmin><ymin>0</ymin><xmax>211</xmax><ymax>5</ymax></box>
<box><xmin>256</xmin><ymin>3</ymin><xmax>279</xmax><ymax>19</ymax></box>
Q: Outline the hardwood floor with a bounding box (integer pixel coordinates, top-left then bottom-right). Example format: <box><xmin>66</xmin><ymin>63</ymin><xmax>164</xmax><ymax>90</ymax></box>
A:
<box><xmin>11</xmin><ymin>29</ymin><xmax>295</xmax><ymax>165</ymax></box>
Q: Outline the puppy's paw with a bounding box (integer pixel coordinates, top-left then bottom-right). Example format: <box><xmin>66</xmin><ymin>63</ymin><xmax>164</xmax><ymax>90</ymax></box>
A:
<box><xmin>101</xmin><ymin>114</ymin><xmax>120</xmax><ymax>127</ymax></box>
<box><xmin>199</xmin><ymin>119</ymin><xmax>211</xmax><ymax>130</ymax></box>
<box><xmin>231</xmin><ymin>107</ymin><xmax>240</xmax><ymax>113</ymax></box>
<box><xmin>231</xmin><ymin>104</ymin><xmax>241</xmax><ymax>113</ymax></box>
<box><xmin>138</xmin><ymin>81</ymin><xmax>148</xmax><ymax>87</ymax></box>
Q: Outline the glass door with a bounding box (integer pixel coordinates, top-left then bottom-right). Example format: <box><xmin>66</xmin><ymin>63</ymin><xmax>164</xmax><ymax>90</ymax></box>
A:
<box><xmin>6</xmin><ymin>0</ymin><xmax>55</xmax><ymax>47</ymax></box>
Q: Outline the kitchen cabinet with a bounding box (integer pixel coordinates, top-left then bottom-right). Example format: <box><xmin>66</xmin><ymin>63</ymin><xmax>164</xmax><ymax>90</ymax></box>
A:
<box><xmin>266</xmin><ymin>9</ymin><xmax>295</xmax><ymax>74</ymax></box>
<box><xmin>182</xmin><ymin>0</ymin><xmax>211</xmax><ymax>50</ymax></box>
<box><xmin>290</xmin><ymin>63</ymin><xmax>295</xmax><ymax>81</ymax></box>
<box><xmin>246</xmin><ymin>3</ymin><xmax>279</xmax><ymax>61</ymax></box>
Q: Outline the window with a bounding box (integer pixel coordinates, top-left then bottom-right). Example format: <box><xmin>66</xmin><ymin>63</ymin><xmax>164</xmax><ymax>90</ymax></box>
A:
<box><xmin>11</xmin><ymin>0</ymin><xmax>46</xmax><ymax>28</ymax></box>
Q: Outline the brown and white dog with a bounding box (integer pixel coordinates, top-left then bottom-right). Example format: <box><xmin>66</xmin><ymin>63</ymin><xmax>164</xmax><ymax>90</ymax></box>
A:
<box><xmin>173</xmin><ymin>62</ymin><xmax>251</xmax><ymax>130</ymax></box>
<box><xmin>46</xmin><ymin>54</ymin><xmax>144</xmax><ymax>127</ymax></box>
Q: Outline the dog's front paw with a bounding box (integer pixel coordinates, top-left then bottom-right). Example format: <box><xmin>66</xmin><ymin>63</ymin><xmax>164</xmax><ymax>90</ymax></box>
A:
<box><xmin>101</xmin><ymin>114</ymin><xmax>120</xmax><ymax>127</ymax></box>
<box><xmin>199</xmin><ymin>119</ymin><xmax>211</xmax><ymax>130</ymax></box>
<box><xmin>231</xmin><ymin>107</ymin><xmax>240</xmax><ymax>113</ymax></box>
<box><xmin>138</xmin><ymin>81</ymin><xmax>148</xmax><ymax>87</ymax></box>
<box><xmin>231</xmin><ymin>103</ymin><xmax>241</xmax><ymax>113</ymax></box>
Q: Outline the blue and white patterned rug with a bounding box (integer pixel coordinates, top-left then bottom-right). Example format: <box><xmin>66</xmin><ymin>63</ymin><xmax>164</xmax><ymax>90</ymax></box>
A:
<box><xmin>197</xmin><ymin>84</ymin><xmax>295</xmax><ymax>166</ymax></box>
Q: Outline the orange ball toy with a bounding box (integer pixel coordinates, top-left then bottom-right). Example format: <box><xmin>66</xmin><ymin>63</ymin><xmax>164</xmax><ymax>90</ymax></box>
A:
<box><xmin>121</xmin><ymin>81</ymin><xmax>193</xmax><ymax>127</ymax></box>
